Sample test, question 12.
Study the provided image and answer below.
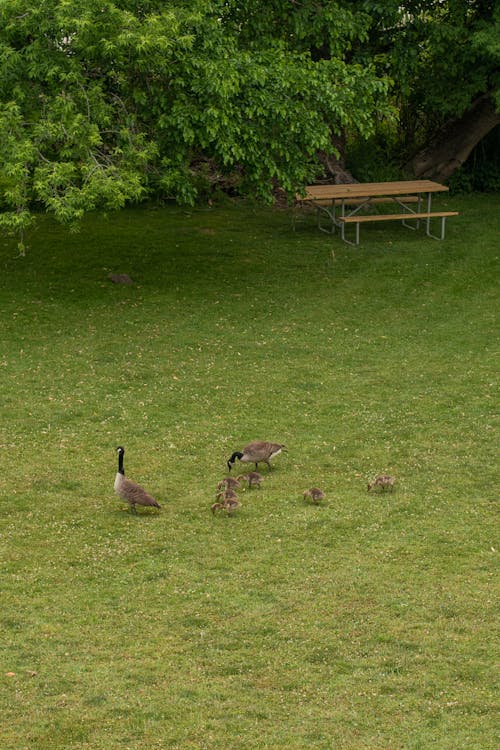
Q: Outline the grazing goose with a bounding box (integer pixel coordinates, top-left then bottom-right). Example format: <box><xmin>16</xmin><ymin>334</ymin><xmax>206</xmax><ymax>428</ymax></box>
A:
<box><xmin>227</xmin><ymin>441</ymin><xmax>286</xmax><ymax>472</ymax></box>
<box><xmin>237</xmin><ymin>471</ymin><xmax>264</xmax><ymax>488</ymax></box>
<box><xmin>367</xmin><ymin>474</ymin><xmax>395</xmax><ymax>492</ymax></box>
<box><xmin>303</xmin><ymin>487</ymin><xmax>325</xmax><ymax>504</ymax></box>
<box><xmin>114</xmin><ymin>446</ymin><xmax>161</xmax><ymax>514</ymax></box>
<box><xmin>217</xmin><ymin>476</ymin><xmax>241</xmax><ymax>491</ymax></box>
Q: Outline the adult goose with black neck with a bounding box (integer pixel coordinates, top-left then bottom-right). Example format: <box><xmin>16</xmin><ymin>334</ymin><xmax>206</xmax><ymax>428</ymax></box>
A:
<box><xmin>114</xmin><ymin>446</ymin><xmax>161</xmax><ymax>514</ymax></box>
<box><xmin>227</xmin><ymin>440</ymin><xmax>286</xmax><ymax>472</ymax></box>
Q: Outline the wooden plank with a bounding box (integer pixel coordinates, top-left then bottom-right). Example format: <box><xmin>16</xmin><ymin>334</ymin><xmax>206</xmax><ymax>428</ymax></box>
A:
<box><xmin>340</xmin><ymin>211</ymin><xmax>458</xmax><ymax>224</ymax></box>
<box><xmin>307</xmin><ymin>196</ymin><xmax>420</xmax><ymax>207</ymax></box>
<box><xmin>299</xmin><ymin>180</ymin><xmax>449</xmax><ymax>201</ymax></box>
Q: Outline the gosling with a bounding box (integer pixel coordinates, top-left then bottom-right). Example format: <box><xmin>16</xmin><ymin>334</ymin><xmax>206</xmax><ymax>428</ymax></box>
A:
<box><xmin>222</xmin><ymin>497</ymin><xmax>240</xmax><ymax>514</ymax></box>
<box><xmin>216</xmin><ymin>488</ymin><xmax>239</xmax><ymax>502</ymax></box>
<box><xmin>303</xmin><ymin>487</ymin><xmax>325</xmax><ymax>504</ymax></box>
<box><xmin>237</xmin><ymin>471</ymin><xmax>264</xmax><ymax>488</ymax></box>
<box><xmin>211</xmin><ymin>497</ymin><xmax>241</xmax><ymax>515</ymax></box>
<box><xmin>367</xmin><ymin>475</ymin><xmax>396</xmax><ymax>492</ymax></box>
<box><xmin>217</xmin><ymin>476</ymin><xmax>241</xmax><ymax>491</ymax></box>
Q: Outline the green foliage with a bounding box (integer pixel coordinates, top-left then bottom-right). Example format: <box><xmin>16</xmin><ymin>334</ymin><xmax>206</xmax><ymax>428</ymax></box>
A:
<box><xmin>360</xmin><ymin>0</ymin><xmax>500</xmax><ymax>149</ymax></box>
<box><xmin>1</xmin><ymin>0</ymin><xmax>497</xmax><ymax>233</ymax></box>
<box><xmin>448</xmin><ymin>126</ymin><xmax>500</xmax><ymax>193</ymax></box>
<box><xmin>223</xmin><ymin>0</ymin><xmax>373</xmax><ymax>58</ymax></box>
<box><xmin>0</xmin><ymin>0</ymin><xmax>392</xmax><ymax>234</ymax></box>
<box><xmin>345</xmin><ymin>125</ymin><xmax>403</xmax><ymax>182</ymax></box>
<box><xmin>0</xmin><ymin>197</ymin><xmax>498</xmax><ymax>748</ymax></box>
<box><xmin>342</xmin><ymin>1</ymin><xmax>500</xmax><ymax>177</ymax></box>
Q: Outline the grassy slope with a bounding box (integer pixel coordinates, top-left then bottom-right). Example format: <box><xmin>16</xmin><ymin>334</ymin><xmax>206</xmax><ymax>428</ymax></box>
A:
<box><xmin>0</xmin><ymin>194</ymin><xmax>498</xmax><ymax>749</ymax></box>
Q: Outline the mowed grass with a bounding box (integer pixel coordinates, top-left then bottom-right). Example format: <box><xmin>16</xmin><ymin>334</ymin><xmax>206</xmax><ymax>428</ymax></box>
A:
<box><xmin>0</xmin><ymin>194</ymin><xmax>498</xmax><ymax>749</ymax></box>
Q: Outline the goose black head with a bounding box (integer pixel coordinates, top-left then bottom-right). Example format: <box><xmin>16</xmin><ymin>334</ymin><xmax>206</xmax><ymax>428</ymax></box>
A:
<box><xmin>116</xmin><ymin>446</ymin><xmax>125</xmax><ymax>455</ymax></box>
<box><xmin>227</xmin><ymin>451</ymin><xmax>243</xmax><ymax>471</ymax></box>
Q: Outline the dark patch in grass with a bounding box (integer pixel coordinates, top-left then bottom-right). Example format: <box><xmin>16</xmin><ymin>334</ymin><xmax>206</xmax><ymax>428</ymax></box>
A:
<box><xmin>84</xmin><ymin>695</ymin><xmax>108</xmax><ymax>707</ymax></box>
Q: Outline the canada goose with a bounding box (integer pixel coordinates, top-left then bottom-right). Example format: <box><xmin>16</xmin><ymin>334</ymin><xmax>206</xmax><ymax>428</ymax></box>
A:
<box><xmin>303</xmin><ymin>487</ymin><xmax>325</xmax><ymax>504</ymax></box>
<box><xmin>237</xmin><ymin>471</ymin><xmax>264</xmax><ymax>488</ymax></box>
<box><xmin>227</xmin><ymin>441</ymin><xmax>286</xmax><ymax>472</ymax></box>
<box><xmin>217</xmin><ymin>476</ymin><xmax>241</xmax><ymax>491</ymax></box>
<box><xmin>114</xmin><ymin>446</ymin><xmax>161</xmax><ymax>513</ymax></box>
<box><xmin>367</xmin><ymin>475</ymin><xmax>395</xmax><ymax>492</ymax></box>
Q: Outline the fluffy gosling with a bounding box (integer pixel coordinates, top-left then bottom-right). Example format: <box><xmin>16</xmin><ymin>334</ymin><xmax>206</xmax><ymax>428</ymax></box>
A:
<box><xmin>303</xmin><ymin>487</ymin><xmax>325</xmax><ymax>504</ymax></box>
<box><xmin>216</xmin><ymin>488</ymin><xmax>239</xmax><ymax>502</ymax></box>
<box><xmin>237</xmin><ymin>471</ymin><xmax>264</xmax><ymax>488</ymax></box>
<box><xmin>211</xmin><ymin>497</ymin><xmax>241</xmax><ymax>515</ymax></box>
<box><xmin>367</xmin><ymin>475</ymin><xmax>396</xmax><ymax>492</ymax></box>
<box><xmin>217</xmin><ymin>476</ymin><xmax>241</xmax><ymax>491</ymax></box>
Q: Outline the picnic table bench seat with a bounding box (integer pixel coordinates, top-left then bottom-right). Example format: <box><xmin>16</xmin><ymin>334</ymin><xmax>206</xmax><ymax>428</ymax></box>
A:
<box><xmin>297</xmin><ymin>180</ymin><xmax>459</xmax><ymax>245</ymax></box>
<box><xmin>338</xmin><ymin>210</ymin><xmax>459</xmax><ymax>245</ymax></box>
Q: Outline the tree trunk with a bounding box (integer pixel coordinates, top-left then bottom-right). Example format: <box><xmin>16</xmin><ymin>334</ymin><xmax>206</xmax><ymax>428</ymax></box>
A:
<box><xmin>406</xmin><ymin>95</ymin><xmax>500</xmax><ymax>182</ymax></box>
<box><xmin>318</xmin><ymin>132</ymin><xmax>358</xmax><ymax>184</ymax></box>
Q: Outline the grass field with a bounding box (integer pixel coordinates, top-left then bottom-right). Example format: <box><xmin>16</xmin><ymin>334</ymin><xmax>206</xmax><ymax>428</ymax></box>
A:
<box><xmin>0</xmin><ymin>193</ymin><xmax>498</xmax><ymax>749</ymax></box>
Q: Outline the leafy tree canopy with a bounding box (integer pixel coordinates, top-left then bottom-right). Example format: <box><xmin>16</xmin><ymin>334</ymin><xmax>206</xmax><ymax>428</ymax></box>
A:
<box><xmin>0</xmin><ymin>0</ymin><xmax>392</xmax><ymax>243</ymax></box>
<box><xmin>359</xmin><ymin>0</ymin><xmax>500</xmax><ymax>144</ymax></box>
<box><xmin>1</xmin><ymin>1</ymin><xmax>497</xmax><ymax>247</ymax></box>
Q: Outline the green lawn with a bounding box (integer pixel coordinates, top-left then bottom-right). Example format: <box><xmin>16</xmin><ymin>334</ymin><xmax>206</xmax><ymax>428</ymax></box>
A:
<box><xmin>0</xmin><ymin>194</ymin><xmax>498</xmax><ymax>749</ymax></box>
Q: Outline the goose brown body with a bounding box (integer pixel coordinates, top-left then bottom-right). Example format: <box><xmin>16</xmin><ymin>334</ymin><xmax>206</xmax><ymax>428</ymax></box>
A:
<box><xmin>227</xmin><ymin>441</ymin><xmax>285</xmax><ymax>472</ymax></box>
<box><xmin>114</xmin><ymin>447</ymin><xmax>161</xmax><ymax>513</ymax></box>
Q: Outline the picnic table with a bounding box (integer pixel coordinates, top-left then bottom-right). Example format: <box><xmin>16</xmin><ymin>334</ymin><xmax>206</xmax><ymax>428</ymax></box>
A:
<box><xmin>297</xmin><ymin>180</ymin><xmax>459</xmax><ymax>245</ymax></box>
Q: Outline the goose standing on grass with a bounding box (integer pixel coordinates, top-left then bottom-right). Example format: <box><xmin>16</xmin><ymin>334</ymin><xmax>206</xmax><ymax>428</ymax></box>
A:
<box><xmin>227</xmin><ymin>441</ymin><xmax>286</xmax><ymax>472</ymax></box>
<box><xmin>114</xmin><ymin>446</ymin><xmax>161</xmax><ymax>514</ymax></box>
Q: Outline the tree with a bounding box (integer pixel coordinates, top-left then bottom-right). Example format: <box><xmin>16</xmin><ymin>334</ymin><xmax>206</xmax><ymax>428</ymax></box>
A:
<box><xmin>0</xmin><ymin>0</ymin><xmax>392</xmax><ymax>247</ymax></box>
<box><xmin>222</xmin><ymin>0</ymin><xmax>500</xmax><ymax>182</ymax></box>
<box><xmin>357</xmin><ymin>0</ymin><xmax>500</xmax><ymax>180</ymax></box>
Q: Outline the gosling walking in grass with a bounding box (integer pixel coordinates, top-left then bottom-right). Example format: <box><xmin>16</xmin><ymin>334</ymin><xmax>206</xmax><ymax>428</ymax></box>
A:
<box><xmin>114</xmin><ymin>446</ymin><xmax>161</xmax><ymax>514</ymax></box>
<box><xmin>211</xmin><ymin>498</ymin><xmax>240</xmax><ymax>515</ymax></box>
<box><xmin>217</xmin><ymin>476</ymin><xmax>241</xmax><ymax>491</ymax></box>
<box><xmin>303</xmin><ymin>487</ymin><xmax>325</xmax><ymax>504</ymax></box>
<box><xmin>212</xmin><ymin>488</ymin><xmax>241</xmax><ymax>515</ymax></box>
<box><xmin>237</xmin><ymin>471</ymin><xmax>264</xmax><ymax>488</ymax></box>
<box><xmin>367</xmin><ymin>475</ymin><xmax>396</xmax><ymax>492</ymax></box>
<box><xmin>215</xmin><ymin>488</ymin><xmax>239</xmax><ymax>503</ymax></box>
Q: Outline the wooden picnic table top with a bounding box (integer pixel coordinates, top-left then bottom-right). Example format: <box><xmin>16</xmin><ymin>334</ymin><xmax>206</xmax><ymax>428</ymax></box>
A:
<box><xmin>299</xmin><ymin>180</ymin><xmax>449</xmax><ymax>201</ymax></box>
